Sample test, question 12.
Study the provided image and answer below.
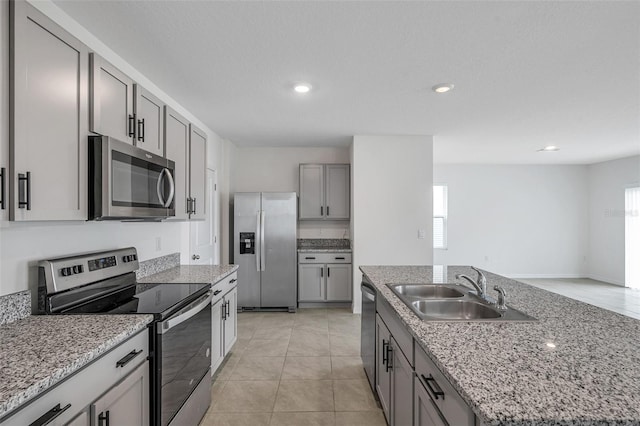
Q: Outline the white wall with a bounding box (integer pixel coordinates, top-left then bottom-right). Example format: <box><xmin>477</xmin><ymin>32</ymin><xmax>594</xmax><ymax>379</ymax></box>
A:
<box><xmin>588</xmin><ymin>155</ymin><xmax>640</xmax><ymax>285</ymax></box>
<box><xmin>352</xmin><ymin>135</ymin><xmax>434</xmax><ymax>313</ymax></box>
<box><xmin>0</xmin><ymin>0</ymin><xmax>225</xmax><ymax>296</ymax></box>
<box><xmin>433</xmin><ymin>165</ymin><xmax>589</xmax><ymax>278</ymax></box>
<box><xmin>231</xmin><ymin>146</ymin><xmax>351</xmax><ymax>239</ymax></box>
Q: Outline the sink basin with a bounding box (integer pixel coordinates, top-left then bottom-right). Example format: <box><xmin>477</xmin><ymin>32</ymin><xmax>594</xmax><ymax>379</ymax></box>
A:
<box><xmin>412</xmin><ymin>299</ymin><xmax>502</xmax><ymax>320</ymax></box>
<box><xmin>391</xmin><ymin>284</ymin><xmax>465</xmax><ymax>299</ymax></box>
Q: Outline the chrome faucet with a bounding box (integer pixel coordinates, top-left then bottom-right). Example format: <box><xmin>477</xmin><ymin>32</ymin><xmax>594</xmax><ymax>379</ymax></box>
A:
<box><xmin>455</xmin><ymin>266</ymin><xmax>488</xmax><ymax>300</ymax></box>
<box><xmin>493</xmin><ymin>285</ymin><xmax>507</xmax><ymax>311</ymax></box>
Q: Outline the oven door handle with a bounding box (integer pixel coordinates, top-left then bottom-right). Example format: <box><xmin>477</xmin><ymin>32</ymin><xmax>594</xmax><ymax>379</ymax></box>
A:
<box><xmin>158</xmin><ymin>290</ymin><xmax>213</xmax><ymax>334</ymax></box>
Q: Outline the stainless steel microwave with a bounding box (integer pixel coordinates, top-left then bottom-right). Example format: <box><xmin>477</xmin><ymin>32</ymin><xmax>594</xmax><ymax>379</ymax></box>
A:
<box><xmin>89</xmin><ymin>136</ymin><xmax>176</xmax><ymax>220</ymax></box>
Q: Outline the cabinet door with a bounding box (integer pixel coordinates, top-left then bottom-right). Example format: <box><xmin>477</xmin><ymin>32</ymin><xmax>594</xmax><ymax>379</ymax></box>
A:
<box><xmin>414</xmin><ymin>376</ymin><xmax>447</xmax><ymax>426</ymax></box>
<box><xmin>134</xmin><ymin>84</ymin><xmax>164</xmax><ymax>156</ymax></box>
<box><xmin>376</xmin><ymin>315</ymin><xmax>392</xmax><ymax>422</ymax></box>
<box><xmin>391</xmin><ymin>337</ymin><xmax>413</xmax><ymax>426</ymax></box>
<box><xmin>223</xmin><ymin>287</ymin><xmax>238</xmax><ymax>355</ymax></box>
<box><xmin>91</xmin><ymin>361</ymin><xmax>149</xmax><ymax>426</ymax></box>
<box><xmin>164</xmin><ymin>106</ymin><xmax>190</xmax><ymax>220</ymax></box>
<box><xmin>325</xmin><ymin>164</ymin><xmax>350</xmax><ymax>220</ymax></box>
<box><xmin>298</xmin><ymin>264</ymin><xmax>325</xmax><ymax>301</ymax></box>
<box><xmin>10</xmin><ymin>1</ymin><xmax>88</xmax><ymax>221</ymax></box>
<box><xmin>326</xmin><ymin>264</ymin><xmax>352</xmax><ymax>301</ymax></box>
<box><xmin>89</xmin><ymin>53</ymin><xmax>134</xmax><ymax>143</ymax></box>
<box><xmin>299</xmin><ymin>164</ymin><xmax>325</xmax><ymax>219</ymax></box>
<box><xmin>189</xmin><ymin>124</ymin><xmax>207</xmax><ymax>220</ymax></box>
<box><xmin>1</xmin><ymin>0</ymin><xmax>8</xmax><ymax>222</ymax></box>
<box><xmin>211</xmin><ymin>298</ymin><xmax>224</xmax><ymax>373</ymax></box>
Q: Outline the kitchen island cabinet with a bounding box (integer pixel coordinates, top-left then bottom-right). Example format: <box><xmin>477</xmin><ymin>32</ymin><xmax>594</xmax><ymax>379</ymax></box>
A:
<box><xmin>361</xmin><ymin>265</ymin><xmax>640</xmax><ymax>426</ymax></box>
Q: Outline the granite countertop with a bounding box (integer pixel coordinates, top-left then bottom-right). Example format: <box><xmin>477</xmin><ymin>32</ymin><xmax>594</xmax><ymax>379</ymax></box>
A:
<box><xmin>297</xmin><ymin>248</ymin><xmax>352</xmax><ymax>253</ymax></box>
<box><xmin>297</xmin><ymin>238</ymin><xmax>351</xmax><ymax>253</ymax></box>
<box><xmin>137</xmin><ymin>264</ymin><xmax>238</xmax><ymax>285</ymax></box>
<box><xmin>0</xmin><ymin>314</ymin><xmax>153</xmax><ymax>419</ymax></box>
<box><xmin>360</xmin><ymin>265</ymin><xmax>640</xmax><ymax>426</ymax></box>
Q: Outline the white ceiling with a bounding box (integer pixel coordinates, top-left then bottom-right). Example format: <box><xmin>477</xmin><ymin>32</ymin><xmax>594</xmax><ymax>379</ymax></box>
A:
<box><xmin>53</xmin><ymin>0</ymin><xmax>639</xmax><ymax>164</ymax></box>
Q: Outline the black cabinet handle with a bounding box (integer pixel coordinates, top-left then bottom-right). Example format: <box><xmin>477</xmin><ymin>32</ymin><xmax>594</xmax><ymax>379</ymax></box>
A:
<box><xmin>98</xmin><ymin>410</ymin><xmax>110</xmax><ymax>426</ymax></box>
<box><xmin>382</xmin><ymin>340</ymin><xmax>389</xmax><ymax>365</ymax></box>
<box><xmin>29</xmin><ymin>403</ymin><xmax>71</xmax><ymax>426</ymax></box>
<box><xmin>230</xmin><ymin>278</ymin><xmax>237</xmax><ymax>284</ymax></box>
<box><xmin>320</xmin><ymin>268</ymin><xmax>323</xmax><ymax>277</ymax></box>
<box><xmin>422</xmin><ymin>374</ymin><xmax>445</xmax><ymax>400</ymax></box>
<box><xmin>327</xmin><ymin>267</ymin><xmax>330</xmax><ymax>277</ymax></box>
<box><xmin>18</xmin><ymin>172</ymin><xmax>31</xmax><ymax>210</ymax></box>
<box><xmin>0</xmin><ymin>167</ymin><xmax>5</xmax><ymax>210</ymax></box>
<box><xmin>320</xmin><ymin>206</ymin><xmax>323</xmax><ymax>216</ymax></box>
<box><xmin>213</xmin><ymin>289</ymin><xmax>222</xmax><ymax>296</ymax></box>
<box><xmin>116</xmin><ymin>349</ymin><xmax>143</xmax><ymax>368</ymax></box>
<box><xmin>305</xmin><ymin>257</ymin><xmax>316</xmax><ymax>260</ymax></box>
<box><xmin>226</xmin><ymin>300</ymin><xmax>230</xmax><ymax>319</ymax></box>
<box><xmin>222</xmin><ymin>301</ymin><xmax>227</xmax><ymax>320</ymax></box>
<box><xmin>128</xmin><ymin>114</ymin><xmax>136</xmax><ymax>137</ymax></box>
<box><xmin>137</xmin><ymin>118</ymin><xmax>145</xmax><ymax>142</ymax></box>
<box><xmin>385</xmin><ymin>345</ymin><xmax>393</xmax><ymax>372</ymax></box>
<box><xmin>192</xmin><ymin>197</ymin><xmax>197</xmax><ymax>215</ymax></box>
<box><xmin>326</xmin><ymin>206</ymin><xmax>330</xmax><ymax>216</ymax></box>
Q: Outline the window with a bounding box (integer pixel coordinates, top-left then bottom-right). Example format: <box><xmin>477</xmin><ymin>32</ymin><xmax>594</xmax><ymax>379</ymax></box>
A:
<box><xmin>433</xmin><ymin>185</ymin><xmax>448</xmax><ymax>249</ymax></box>
<box><xmin>625</xmin><ymin>186</ymin><xmax>640</xmax><ymax>289</ymax></box>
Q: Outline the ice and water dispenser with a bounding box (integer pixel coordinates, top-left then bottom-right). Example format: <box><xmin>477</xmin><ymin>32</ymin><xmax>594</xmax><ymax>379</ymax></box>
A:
<box><xmin>239</xmin><ymin>232</ymin><xmax>255</xmax><ymax>254</ymax></box>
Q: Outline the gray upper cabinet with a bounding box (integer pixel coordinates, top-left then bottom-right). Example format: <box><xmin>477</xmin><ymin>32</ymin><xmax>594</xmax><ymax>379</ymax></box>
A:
<box><xmin>1</xmin><ymin>0</ymin><xmax>8</xmax><ymax>222</ymax></box>
<box><xmin>90</xmin><ymin>53</ymin><xmax>135</xmax><ymax>144</ymax></box>
<box><xmin>134</xmin><ymin>84</ymin><xmax>164</xmax><ymax>156</ymax></box>
<box><xmin>164</xmin><ymin>106</ymin><xmax>190</xmax><ymax>220</ymax></box>
<box><xmin>189</xmin><ymin>124</ymin><xmax>207</xmax><ymax>220</ymax></box>
<box><xmin>325</xmin><ymin>164</ymin><xmax>350</xmax><ymax>219</ymax></box>
<box><xmin>10</xmin><ymin>0</ymin><xmax>88</xmax><ymax>221</ymax></box>
<box><xmin>299</xmin><ymin>164</ymin><xmax>350</xmax><ymax>220</ymax></box>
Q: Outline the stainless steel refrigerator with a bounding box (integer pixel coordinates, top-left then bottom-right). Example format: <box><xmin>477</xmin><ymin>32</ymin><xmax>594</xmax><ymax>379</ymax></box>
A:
<box><xmin>233</xmin><ymin>192</ymin><xmax>297</xmax><ymax>311</ymax></box>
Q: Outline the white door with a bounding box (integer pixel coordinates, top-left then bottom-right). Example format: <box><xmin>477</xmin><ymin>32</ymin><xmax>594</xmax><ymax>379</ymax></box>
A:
<box><xmin>190</xmin><ymin>168</ymin><xmax>217</xmax><ymax>265</ymax></box>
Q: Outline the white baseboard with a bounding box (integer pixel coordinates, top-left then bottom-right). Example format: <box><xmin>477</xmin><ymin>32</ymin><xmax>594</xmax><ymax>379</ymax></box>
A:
<box><xmin>506</xmin><ymin>273</ymin><xmax>585</xmax><ymax>279</ymax></box>
<box><xmin>586</xmin><ymin>274</ymin><xmax>625</xmax><ymax>287</ymax></box>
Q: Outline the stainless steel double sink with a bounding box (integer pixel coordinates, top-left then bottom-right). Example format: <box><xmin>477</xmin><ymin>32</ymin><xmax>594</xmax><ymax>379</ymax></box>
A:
<box><xmin>387</xmin><ymin>283</ymin><xmax>536</xmax><ymax>322</ymax></box>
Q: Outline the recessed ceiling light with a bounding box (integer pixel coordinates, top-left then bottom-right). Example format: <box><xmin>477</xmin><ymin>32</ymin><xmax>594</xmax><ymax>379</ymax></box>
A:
<box><xmin>432</xmin><ymin>83</ymin><xmax>454</xmax><ymax>93</ymax></box>
<box><xmin>293</xmin><ymin>83</ymin><xmax>312</xmax><ymax>94</ymax></box>
<box><xmin>546</xmin><ymin>342</ymin><xmax>557</xmax><ymax>348</ymax></box>
<box><xmin>538</xmin><ymin>145</ymin><xmax>560</xmax><ymax>152</ymax></box>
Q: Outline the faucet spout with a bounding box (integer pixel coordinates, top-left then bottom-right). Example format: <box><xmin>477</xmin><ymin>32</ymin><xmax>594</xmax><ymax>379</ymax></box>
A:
<box><xmin>455</xmin><ymin>274</ymin><xmax>484</xmax><ymax>297</ymax></box>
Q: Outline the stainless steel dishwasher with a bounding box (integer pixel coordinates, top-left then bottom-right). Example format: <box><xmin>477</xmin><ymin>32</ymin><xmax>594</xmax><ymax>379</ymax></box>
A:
<box><xmin>361</xmin><ymin>278</ymin><xmax>377</xmax><ymax>393</ymax></box>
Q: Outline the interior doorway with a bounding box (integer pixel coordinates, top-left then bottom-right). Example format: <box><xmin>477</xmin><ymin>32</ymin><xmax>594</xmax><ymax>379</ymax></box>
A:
<box><xmin>189</xmin><ymin>168</ymin><xmax>219</xmax><ymax>265</ymax></box>
<box><xmin>625</xmin><ymin>186</ymin><xmax>640</xmax><ymax>289</ymax></box>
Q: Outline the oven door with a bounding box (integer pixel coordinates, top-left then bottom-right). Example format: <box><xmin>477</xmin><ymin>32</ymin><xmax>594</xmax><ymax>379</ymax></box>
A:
<box><xmin>89</xmin><ymin>136</ymin><xmax>176</xmax><ymax>220</ymax></box>
<box><xmin>156</xmin><ymin>290</ymin><xmax>213</xmax><ymax>426</ymax></box>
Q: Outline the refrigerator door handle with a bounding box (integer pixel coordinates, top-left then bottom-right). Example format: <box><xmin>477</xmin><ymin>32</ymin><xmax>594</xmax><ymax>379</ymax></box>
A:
<box><xmin>260</xmin><ymin>210</ymin><xmax>266</xmax><ymax>271</ymax></box>
<box><xmin>256</xmin><ymin>211</ymin><xmax>261</xmax><ymax>272</ymax></box>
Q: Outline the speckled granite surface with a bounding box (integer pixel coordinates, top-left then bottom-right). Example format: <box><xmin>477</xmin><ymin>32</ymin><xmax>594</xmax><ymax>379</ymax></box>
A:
<box><xmin>0</xmin><ymin>314</ymin><xmax>152</xmax><ymax>418</ymax></box>
<box><xmin>297</xmin><ymin>238</ymin><xmax>351</xmax><ymax>253</ymax></box>
<box><xmin>138</xmin><ymin>264</ymin><xmax>238</xmax><ymax>285</ymax></box>
<box><xmin>136</xmin><ymin>252</ymin><xmax>180</xmax><ymax>280</ymax></box>
<box><xmin>360</xmin><ymin>265</ymin><xmax>640</xmax><ymax>426</ymax></box>
<box><xmin>0</xmin><ymin>291</ymin><xmax>30</xmax><ymax>326</ymax></box>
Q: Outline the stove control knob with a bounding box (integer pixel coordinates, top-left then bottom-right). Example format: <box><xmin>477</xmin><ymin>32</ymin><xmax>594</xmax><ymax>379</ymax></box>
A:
<box><xmin>73</xmin><ymin>265</ymin><xmax>82</xmax><ymax>274</ymax></box>
<box><xmin>122</xmin><ymin>255</ymin><xmax>130</xmax><ymax>263</ymax></box>
<box><xmin>61</xmin><ymin>268</ymin><xmax>70</xmax><ymax>276</ymax></box>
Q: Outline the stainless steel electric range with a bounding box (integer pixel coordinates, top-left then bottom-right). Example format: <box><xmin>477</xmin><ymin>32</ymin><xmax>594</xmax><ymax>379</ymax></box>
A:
<box><xmin>38</xmin><ymin>247</ymin><xmax>212</xmax><ymax>426</ymax></box>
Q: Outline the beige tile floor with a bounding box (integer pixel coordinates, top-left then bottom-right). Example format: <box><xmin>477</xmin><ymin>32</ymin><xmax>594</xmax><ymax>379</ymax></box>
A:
<box><xmin>200</xmin><ymin>308</ymin><xmax>386</xmax><ymax>426</ymax></box>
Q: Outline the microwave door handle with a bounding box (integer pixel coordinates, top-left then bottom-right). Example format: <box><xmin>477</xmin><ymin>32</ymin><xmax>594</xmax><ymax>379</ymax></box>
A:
<box><xmin>163</xmin><ymin>168</ymin><xmax>175</xmax><ymax>208</ymax></box>
<box><xmin>156</xmin><ymin>168</ymin><xmax>167</xmax><ymax>206</ymax></box>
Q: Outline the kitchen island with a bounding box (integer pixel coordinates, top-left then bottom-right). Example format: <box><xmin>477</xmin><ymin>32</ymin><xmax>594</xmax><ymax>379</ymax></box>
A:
<box><xmin>361</xmin><ymin>265</ymin><xmax>640</xmax><ymax>426</ymax></box>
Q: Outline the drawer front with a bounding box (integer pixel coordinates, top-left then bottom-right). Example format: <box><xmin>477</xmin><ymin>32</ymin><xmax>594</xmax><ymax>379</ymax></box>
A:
<box><xmin>298</xmin><ymin>253</ymin><xmax>351</xmax><ymax>264</ymax></box>
<box><xmin>415</xmin><ymin>345</ymin><xmax>474</xmax><ymax>426</ymax></box>
<box><xmin>0</xmin><ymin>329</ymin><xmax>149</xmax><ymax>426</ymax></box>
<box><xmin>376</xmin><ymin>297</ymin><xmax>413</xmax><ymax>366</ymax></box>
<box><xmin>212</xmin><ymin>272</ymin><xmax>238</xmax><ymax>303</ymax></box>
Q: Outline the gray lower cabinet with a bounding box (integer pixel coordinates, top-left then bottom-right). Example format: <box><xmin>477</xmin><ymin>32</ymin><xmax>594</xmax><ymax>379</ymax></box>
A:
<box><xmin>10</xmin><ymin>0</ymin><xmax>89</xmax><ymax>221</ymax></box>
<box><xmin>299</xmin><ymin>164</ymin><xmax>350</xmax><ymax>220</ymax></box>
<box><xmin>211</xmin><ymin>274</ymin><xmax>238</xmax><ymax>374</ymax></box>
<box><xmin>90</xmin><ymin>53</ymin><xmax>135</xmax><ymax>144</ymax></box>
<box><xmin>414</xmin><ymin>375</ymin><xmax>447</xmax><ymax>426</ymax></box>
<box><xmin>298</xmin><ymin>253</ymin><xmax>352</xmax><ymax>303</ymax></box>
<box><xmin>90</xmin><ymin>361</ymin><xmax>149</xmax><ymax>426</ymax></box>
<box><xmin>211</xmin><ymin>297</ymin><xmax>224</xmax><ymax>372</ymax></box>
<box><xmin>223</xmin><ymin>286</ymin><xmax>238</xmax><ymax>351</ymax></box>
<box><xmin>377</xmin><ymin>315</ymin><xmax>414</xmax><ymax>426</ymax></box>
